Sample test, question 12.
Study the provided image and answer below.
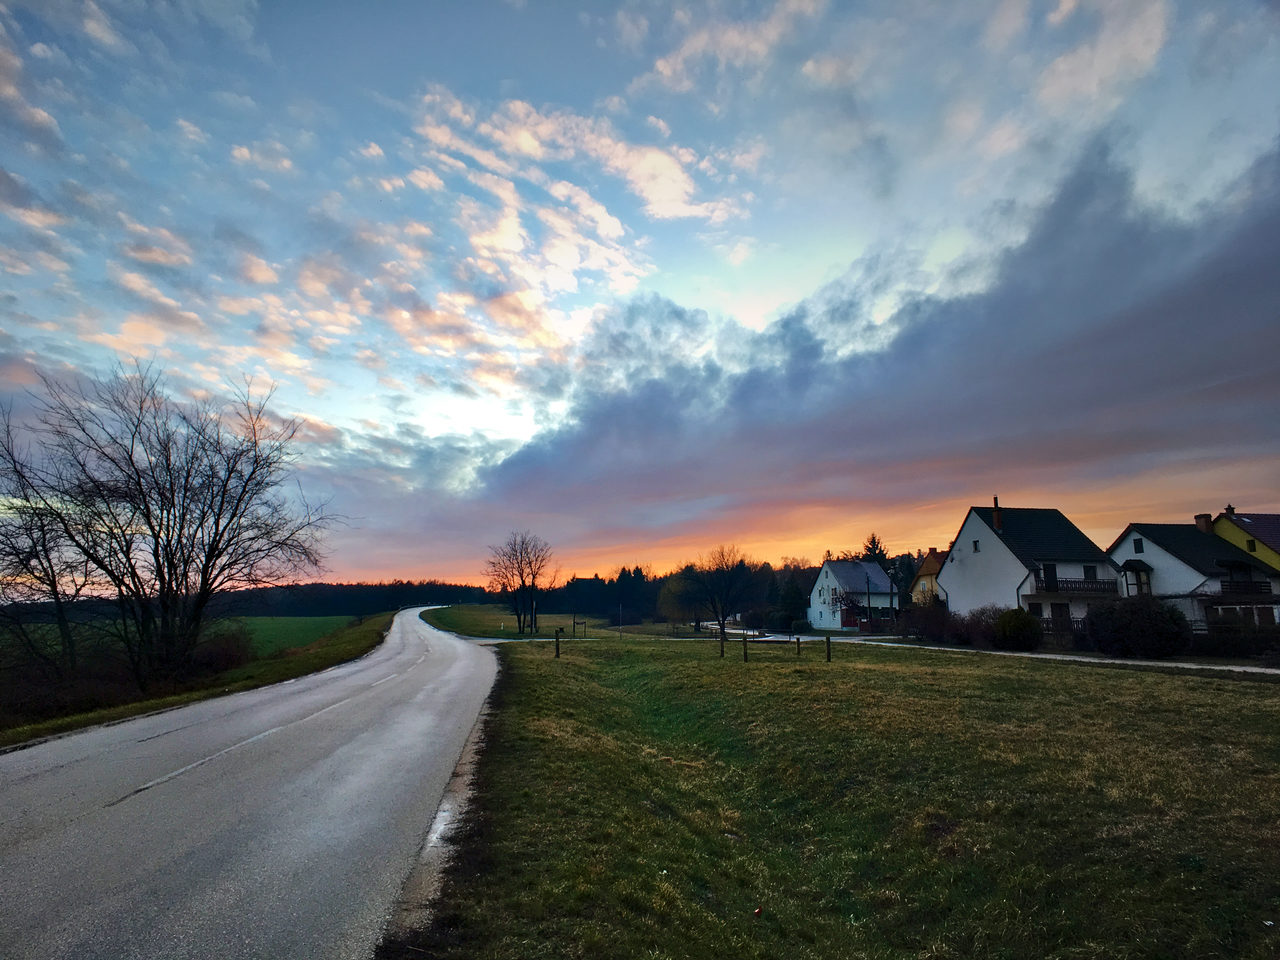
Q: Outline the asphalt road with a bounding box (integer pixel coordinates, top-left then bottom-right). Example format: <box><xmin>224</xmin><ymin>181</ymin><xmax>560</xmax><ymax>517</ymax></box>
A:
<box><xmin>0</xmin><ymin>608</ymin><xmax>497</xmax><ymax>960</ymax></box>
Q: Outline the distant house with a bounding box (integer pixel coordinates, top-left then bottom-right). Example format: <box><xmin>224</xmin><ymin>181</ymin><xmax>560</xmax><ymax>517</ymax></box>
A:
<box><xmin>807</xmin><ymin>559</ymin><xmax>895</xmax><ymax>631</ymax></box>
<box><xmin>908</xmin><ymin>548</ymin><xmax>947</xmax><ymax>605</ymax></box>
<box><xmin>935</xmin><ymin>498</ymin><xmax>1118</xmax><ymax>631</ymax></box>
<box><xmin>1213</xmin><ymin>506</ymin><xmax>1280</xmax><ymax>576</ymax></box>
<box><xmin>1107</xmin><ymin>514</ymin><xmax>1279</xmax><ymax>627</ymax></box>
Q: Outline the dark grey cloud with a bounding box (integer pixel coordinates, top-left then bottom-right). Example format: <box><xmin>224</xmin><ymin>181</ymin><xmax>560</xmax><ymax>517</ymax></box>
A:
<box><xmin>454</xmin><ymin>133</ymin><xmax>1280</xmax><ymax>551</ymax></box>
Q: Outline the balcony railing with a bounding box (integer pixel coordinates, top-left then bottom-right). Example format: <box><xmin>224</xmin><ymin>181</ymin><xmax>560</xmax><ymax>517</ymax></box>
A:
<box><xmin>1033</xmin><ymin>577</ymin><xmax>1118</xmax><ymax>595</ymax></box>
<box><xmin>1219</xmin><ymin>580</ymin><xmax>1273</xmax><ymax>597</ymax></box>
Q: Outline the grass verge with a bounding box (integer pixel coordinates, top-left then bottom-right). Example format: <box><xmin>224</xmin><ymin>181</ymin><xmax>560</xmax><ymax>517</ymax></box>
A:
<box><xmin>0</xmin><ymin>612</ymin><xmax>395</xmax><ymax>750</ymax></box>
<box><xmin>422</xmin><ymin>603</ymin><xmax>704</xmax><ymax>640</ymax></box>
<box><xmin>383</xmin><ymin>635</ymin><xmax>1280</xmax><ymax>960</ymax></box>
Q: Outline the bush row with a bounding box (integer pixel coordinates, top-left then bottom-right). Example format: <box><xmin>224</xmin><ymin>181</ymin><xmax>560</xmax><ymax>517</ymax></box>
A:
<box><xmin>896</xmin><ymin>597</ymin><xmax>1280</xmax><ymax>660</ymax></box>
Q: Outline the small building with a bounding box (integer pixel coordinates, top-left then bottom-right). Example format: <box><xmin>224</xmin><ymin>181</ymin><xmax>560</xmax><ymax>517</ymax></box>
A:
<box><xmin>1107</xmin><ymin>515</ymin><xmax>1279</xmax><ymax>628</ymax></box>
<box><xmin>1213</xmin><ymin>506</ymin><xmax>1280</xmax><ymax>575</ymax></box>
<box><xmin>908</xmin><ymin>547</ymin><xmax>947</xmax><ymax>605</ymax></box>
<box><xmin>935</xmin><ymin>497</ymin><xmax>1118</xmax><ymax>632</ymax></box>
<box><xmin>807</xmin><ymin>559</ymin><xmax>895</xmax><ymax>631</ymax></box>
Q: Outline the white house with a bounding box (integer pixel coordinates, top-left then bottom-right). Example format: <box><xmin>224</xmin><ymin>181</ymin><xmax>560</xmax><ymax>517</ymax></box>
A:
<box><xmin>935</xmin><ymin>498</ymin><xmax>1118</xmax><ymax>631</ymax></box>
<box><xmin>1107</xmin><ymin>515</ymin><xmax>1280</xmax><ymax>628</ymax></box>
<box><xmin>807</xmin><ymin>559</ymin><xmax>895</xmax><ymax>631</ymax></box>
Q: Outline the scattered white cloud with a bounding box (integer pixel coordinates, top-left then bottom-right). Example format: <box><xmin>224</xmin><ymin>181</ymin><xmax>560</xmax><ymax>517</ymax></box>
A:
<box><xmin>638</xmin><ymin>0</ymin><xmax>827</xmax><ymax>92</ymax></box>
<box><xmin>231</xmin><ymin>140</ymin><xmax>293</xmax><ymax>172</ymax></box>
<box><xmin>360</xmin><ymin>141</ymin><xmax>385</xmax><ymax>158</ymax></box>
<box><xmin>241</xmin><ymin>253</ymin><xmax>279</xmax><ymax>284</ymax></box>
<box><xmin>1038</xmin><ymin>0</ymin><xmax>1169</xmax><ymax>111</ymax></box>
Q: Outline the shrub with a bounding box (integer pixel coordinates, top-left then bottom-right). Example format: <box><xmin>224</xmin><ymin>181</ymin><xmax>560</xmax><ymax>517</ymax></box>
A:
<box><xmin>191</xmin><ymin>621</ymin><xmax>254</xmax><ymax>675</ymax></box>
<box><xmin>954</xmin><ymin>605</ymin><xmax>1004</xmax><ymax>648</ymax></box>
<box><xmin>994</xmin><ymin>608</ymin><xmax>1043</xmax><ymax>651</ymax></box>
<box><xmin>765</xmin><ymin>610</ymin><xmax>792</xmax><ymax>633</ymax></box>
<box><xmin>792</xmin><ymin>619</ymin><xmax>812</xmax><ymax>635</ymax></box>
<box><xmin>1190</xmin><ymin>616</ymin><xmax>1280</xmax><ymax>659</ymax></box>
<box><xmin>1086</xmin><ymin>597</ymin><xmax>1191</xmax><ymax>659</ymax></box>
<box><xmin>897</xmin><ymin>601</ymin><xmax>951</xmax><ymax>643</ymax></box>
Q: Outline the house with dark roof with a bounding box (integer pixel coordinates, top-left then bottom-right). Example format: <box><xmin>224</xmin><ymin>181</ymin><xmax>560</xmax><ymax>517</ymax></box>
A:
<box><xmin>934</xmin><ymin>498</ymin><xmax>1118</xmax><ymax>629</ymax></box>
<box><xmin>908</xmin><ymin>547</ymin><xmax>947</xmax><ymax>605</ymax></box>
<box><xmin>1213</xmin><ymin>506</ymin><xmax>1280</xmax><ymax>576</ymax></box>
<box><xmin>1107</xmin><ymin>514</ymin><xmax>1279</xmax><ymax>627</ymax></box>
<box><xmin>807</xmin><ymin>559</ymin><xmax>895</xmax><ymax>631</ymax></box>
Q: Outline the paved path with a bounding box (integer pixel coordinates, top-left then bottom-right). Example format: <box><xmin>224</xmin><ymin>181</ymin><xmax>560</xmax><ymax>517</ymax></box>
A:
<box><xmin>0</xmin><ymin>609</ymin><xmax>497</xmax><ymax>960</ymax></box>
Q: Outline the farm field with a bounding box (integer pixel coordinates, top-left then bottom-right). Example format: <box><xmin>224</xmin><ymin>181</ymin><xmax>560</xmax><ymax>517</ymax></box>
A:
<box><xmin>240</xmin><ymin>615</ymin><xmax>359</xmax><ymax>657</ymax></box>
<box><xmin>1</xmin><ymin>613</ymin><xmax>393</xmax><ymax>748</ymax></box>
<box><xmin>384</xmin><ymin>629</ymin><xmax>1280</xmax><ymax>960</ymax></box>
<box><xmin>422</xmin><ymin>603</ymin><xmax>703</xmax><ymax>640</ymax></box>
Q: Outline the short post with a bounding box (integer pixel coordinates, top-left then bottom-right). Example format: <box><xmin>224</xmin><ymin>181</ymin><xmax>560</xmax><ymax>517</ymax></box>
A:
<box><xmin>555</xmin><ymin>627</ymin><xmax>561</xmax><ymax>659</ymax></box>
<box><xmin>742</xmin><ymin>634</ymin><xmax>748</xmax><ymax>663</ymax></box>
<box><xmin>826</xmin><ymin>634</ymin><xmax>831</xmax><ymax>662</ymax></box>
<box><xmin>796</xmin><ymin>633</ymin><xmax>800</xmax><ymax>657</ymax></box>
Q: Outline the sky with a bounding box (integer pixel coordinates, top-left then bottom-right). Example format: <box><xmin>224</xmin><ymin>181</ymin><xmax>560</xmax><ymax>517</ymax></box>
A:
<box><xmin>1</xmin><ymin>0</ymin><xmax>1278</xmax><ymax>584</ymax></box>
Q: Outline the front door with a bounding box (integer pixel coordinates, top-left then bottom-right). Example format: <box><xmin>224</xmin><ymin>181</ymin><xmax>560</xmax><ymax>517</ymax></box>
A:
<box><xmin>1050</xmin><ymin>602</ymin><xmax>1071</xmax><ymax>633</ymax></box>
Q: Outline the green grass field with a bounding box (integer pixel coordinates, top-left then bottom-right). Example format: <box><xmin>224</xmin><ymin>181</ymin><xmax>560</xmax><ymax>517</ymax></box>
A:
<box><xmin>386</xmin><ymin>633</ymin><xmax>1280</xmax><ymax>960</ymax></box>
<box><xmin>1</xmin><ymin>613</ymin><xmax>394</xmax><ymax>748</ymax></box>
<box><xmin>239</xmin><ymin>615</ymin><xmax>357</xmax><ymax>656</ymax></box>
<box><xmin>422</xmin><ymin>603</ymin><xmax>703</xmax><ymax>639</ymax></box>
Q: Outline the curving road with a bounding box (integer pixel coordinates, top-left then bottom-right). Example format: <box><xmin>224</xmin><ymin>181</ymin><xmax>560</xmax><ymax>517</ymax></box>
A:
<box><xmin>0</xmin><ymin>608</ymin><xmax>497</xmax><ymax>960</ymax></box>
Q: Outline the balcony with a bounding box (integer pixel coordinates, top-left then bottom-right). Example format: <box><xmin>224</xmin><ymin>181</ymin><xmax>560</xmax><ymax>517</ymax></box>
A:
<box><xmin>1219</xmin><ymin>580</ymin><xmax>1273</xmax><ymax>597</ymax></box>
<box><xmin>1033</xmin><ymin>576</ymin><xmax>1118</xmax><ymax>595</ymax></box>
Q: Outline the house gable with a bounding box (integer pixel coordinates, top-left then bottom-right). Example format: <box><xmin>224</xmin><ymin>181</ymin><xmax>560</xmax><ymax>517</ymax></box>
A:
<box><xmin>935</xmin><ymin>509</ymin><xmax>1030</xmax><ymax>615</ymax></box>
<box><xmin>1214</xmin><ymin>510</ymin><xmax>1280</xmax><ymax>575</ymax></box>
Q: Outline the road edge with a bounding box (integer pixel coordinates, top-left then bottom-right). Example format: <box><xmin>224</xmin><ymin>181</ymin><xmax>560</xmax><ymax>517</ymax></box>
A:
<box><xmin>378</xmin><ymin>670</ymin><xmax>494</xmax><ymax>942</ymax></box>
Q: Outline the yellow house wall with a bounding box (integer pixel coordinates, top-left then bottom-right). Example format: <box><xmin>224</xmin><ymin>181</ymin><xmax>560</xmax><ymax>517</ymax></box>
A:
<box><xmin>1214</xmin><ymin>517</ymin><xmax>1280</xmax><ymax>573</ymax></box>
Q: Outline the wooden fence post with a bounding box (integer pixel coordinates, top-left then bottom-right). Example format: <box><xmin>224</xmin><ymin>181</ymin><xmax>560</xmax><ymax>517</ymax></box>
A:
<box><xmin>555</xmin><ymin>627</ymin><xmax>561</xmax><ymax>659</ymax></box>
<box><xmin>826</xmin><ymin>634</ymin><xmax>831</xmax><ymax>662</ymax></box>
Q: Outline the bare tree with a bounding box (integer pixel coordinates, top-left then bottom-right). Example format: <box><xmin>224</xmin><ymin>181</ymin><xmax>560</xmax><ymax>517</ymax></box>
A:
<box><xmin>679</xmin><ymin>545</ymin><xmax>761</xmax><ymax>660</ymax></box>
<box><xmin>484</xmin><ymin>530</ymin><xmax>555</xmax><ymax>634</ymax></box>
<box><xmin>0</xmin><ymin>364</ymin><xmax>328</xmax><ymax>688</ymax></box>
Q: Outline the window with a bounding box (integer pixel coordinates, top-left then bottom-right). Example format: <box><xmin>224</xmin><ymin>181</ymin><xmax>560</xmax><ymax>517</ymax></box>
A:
<box><xmin>1247</xmin><ymin>539</ymin><xmax>1257</xmax><ymax>552</ymax></box>
<box><xmin>1133</xmin><ymin>538</ymin><xmax>1144</xmax><ymax>554</ymax></box>
<box><xmin>1125</xmin><ymin>569</ymin><xmax>1151</xmax><ymax>595</ymax></box>
<box><xmin>1028</xmin><ymin>602</ymin><xmax>1043</xmax><ymax>618</ymax></box>
<box><xmin>972</xmin><ymin>539</ymin><xmax>980</xmax><ymax>553</ymax></box>
<box><xmin>1083</xmin><ymin>565</ymin><xmax>1097</xmax><ymax>581</ymax></box>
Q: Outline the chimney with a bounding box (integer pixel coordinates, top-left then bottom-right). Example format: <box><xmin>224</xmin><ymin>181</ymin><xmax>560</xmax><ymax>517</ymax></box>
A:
<box><xmin>992</xmin><ymin>496</ymin><xmax>1002</xmax><ymax>532</ymax></box>
<box><xmin>1194</xmin><ymin>513</ymin><xmax>1213</xmax><ymax>534</ymax></box>
<box><xmin>1225</xmin><ymin>504</ymin><xmax>1236</xmax><ymax>517</ymax></box>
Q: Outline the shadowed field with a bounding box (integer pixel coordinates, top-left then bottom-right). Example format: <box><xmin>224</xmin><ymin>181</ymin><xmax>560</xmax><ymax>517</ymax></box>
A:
<box><xmin>387</xmin><ymin>632</ymin><xmax>1280</xmax><ymax>960</ymax></box>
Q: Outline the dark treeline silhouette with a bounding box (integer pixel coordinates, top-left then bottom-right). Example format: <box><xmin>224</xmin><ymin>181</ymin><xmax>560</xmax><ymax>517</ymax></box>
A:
<box><xmin>213</xmin><ymin>580</ymin><xmax>488</xmax><ymax>619</ymax></box>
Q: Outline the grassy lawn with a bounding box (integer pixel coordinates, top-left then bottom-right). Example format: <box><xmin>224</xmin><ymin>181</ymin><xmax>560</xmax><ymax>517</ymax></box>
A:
<box><xmin>239</xmin><ymin>615</ymin><xmax>358</xmax><ymax>657</ymax></box>
<box><xmin>423</xmin><ymin>603</ymin><xmax>705</xmax><ymax>640</ymax></box>
<box><xmin>1</xmin><ymin>613</ymin><xmax>394</xmax><ymax>749</ymax></box>
<box><xmin>385</xmin><ymin>634</ymin><xmax>1280</xmax><ymax>960</ymax></box>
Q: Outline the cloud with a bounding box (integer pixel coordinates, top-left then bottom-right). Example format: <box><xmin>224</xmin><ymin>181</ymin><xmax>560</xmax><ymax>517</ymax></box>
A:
<box><xmin>359</xmin><ymin>141</ymin><xmax>385</xmax><ymax>159</ymax></box>
<box><xmin>0</xmin><ymin>32</ymin><xmax>65</xmax><ymax>151</ymax></box>
<box><xmin>231</xmin><ymin>141</ymin><xmax>293</xmax><ymax>172</ymax></box>
<box><xmin>408</xmin><ymin>167</ymin><xmax>444</xmax><ymax>191</ymax></box>
<box><xmin>984</xmin><ymin>0</ymin><xmax>1029</xmax><ymax>51</ymax></box>
<box><xmin>639</xmin><ymin>0</ymin><xmax>827</xmax><ymax>93</ymax></box>
<box><xmin>451</xmin><ymin>135</ymin><xmax>1280</xmax><ymax>563</ymax></box>
<box><xmin>176</xmin><ymin>118</ymin><xmax>209</xmax><ymax>144</ymax></box>
<box><xmin>1038</xmin><ymin>0</ymin><xmax>1169</xmax><ymax>111</ymax></box>
<box><xmin>241</xmin><ymin>253</ymin><xmax>279</xmax><ymax>284</ymax></box>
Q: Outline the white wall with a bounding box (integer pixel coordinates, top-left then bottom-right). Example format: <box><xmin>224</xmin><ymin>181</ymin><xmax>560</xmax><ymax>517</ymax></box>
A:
<box><xmin>935</xmin><ymin>511</ymin><xmax>1031</xmax><ymax>615</ymax></box>
<box><xmin>806</xmin><ymin>561</ymin><xmax>894</xmax><ymax>629</ymax></box>
<box><xmin>1108</xmin><ymin>532</ymin><xmax>1211</xmax><ymax>598</ymax></box>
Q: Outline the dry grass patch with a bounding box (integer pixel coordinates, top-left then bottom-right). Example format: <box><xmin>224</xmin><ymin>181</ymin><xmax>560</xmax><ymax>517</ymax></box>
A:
<box><xmin>382</xmin><ymin>635</ymin><xmax>1280</xmax><ymax>960</ymax></box>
